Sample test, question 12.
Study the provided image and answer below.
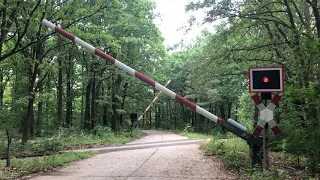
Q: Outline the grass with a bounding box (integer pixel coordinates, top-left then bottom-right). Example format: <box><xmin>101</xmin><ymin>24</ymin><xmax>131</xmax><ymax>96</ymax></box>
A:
<box><xmin>179</xmin><ymin>132</ymin><xmax>214</xmax><ymax>139</ymax></box>
<box><xmin>0</xmin><ymin>127</ymin><xmax>142</xmax><ymax>157</ymax></box>
<box><xmin>195</xmin><ymin>133</ymin><xmax>318</xmax><ymax>180</ymax></box>
<box><xmin>60</xmin><ymin>129</ymin><xmax>139</xmax><ymax>149</ymax></box>
<box><xmin>0</xmin><ymin>151</ymin><xmax>93</xmax><ymax>179</ymax></box>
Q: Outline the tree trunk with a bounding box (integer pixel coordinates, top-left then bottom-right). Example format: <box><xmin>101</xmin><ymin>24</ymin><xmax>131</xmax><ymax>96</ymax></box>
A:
<box><xmin>30</xmin><ymin>107</ymin><xmax>35</xmax><ymax>137</ymax></box>
<box><xmin>36</xmin><ymin>100</ymin><xmax>43</xmax><ymax>136</ymax></box>
<box><xmin>101</xmin><ymin>84</ymin><xmax>108</xmax><ymax>126</ymax></box>
<box><xmin>305</xmin><ymin>0</ymin><xmax>319</xmax><ymax>81</ymax></box>
<box><xmin>156</xmin><ymin>106</ymin><xmax>160</xmax><ymax>129</ymax></box>
<box><xmin>103</xmin><ymin>104</ymin><xmax>108</xmax><ymax>126</ymax></box>
<box><xmin>0</xmin><ymin>73</ymin><xmax>3</xmax><ymax>110</ymax></box>
<box><xmin>91</xmin><ymin>73</ymin><xmax>96</xmax><ymax>129</ymax></box>
<box><xmin>80</xmin><ymin>86</ymin><xmax>84</xmax><ymax>128</ymax></box>
<box><xmin>180</xmin><ymin>103</ymin><xmax>185</xmax><ymax>124</ymax></box>
<box><xmin>65</xmin><ymin>51</ymin><xmax>73</xmax><ymax>127</ymax></box>
<box><xmin>0</xmin><ymin>0</ymin><xmax>7</xmax><ymax>109</ymax></box>
<box><xmin>57</xmin><ymin>36</ymin><xmax>63</xmax><ymax>128</ymax></box>
<box><xmin>119</xmin><ymin>82</ymin><xmax>128</xmax><ymax>127</ymax></box>
<box><xmin>80</xmin><ymin>53</ymin><xmax>86</xmax><ymax>128</ymax></box>
<box><xmin>308</xmin><ymin>0</ymin><xmax>320</xmax><ymax>40</ymax></box>
<box><xmin>111</xmin><ymin>78</ymin><xmax>117</xmax><ymax>131</ymax></box>
<box><xmin>23</xmin><ymin>61</ymin><xmax>38</xmax><ymax>143</ymax></box>
<box><xmin>227</xmin><ymin>101</ymin><xmax>232</xmax><ymax>119</ymax></box>
<box><xmin>84</xmin><ymin>79</ymin><xmax>92</xmax><ymax>130</ymax></box>
<box><xmin>111</xmin><ymin>74</ymin><xmax>122</xmax><ymax>132</ymax></box>
<box><xmin>23</xmin><ymin>98</ymin><xmax>33</xmax><ymax>143</ymax></box>
<box><xmin>0</xmin><ymin>0</ymin><xmax>7</xmax><ymax>57</ymax></box>
<box><xmin>36</xmin><ymin>39</ymin><xmax>44</xmax><ymax>136</ymax></box>
<box><xmin>95</xmin><ymin>76</ymin><xmax>103</xmax><ymax>126</ymax></box>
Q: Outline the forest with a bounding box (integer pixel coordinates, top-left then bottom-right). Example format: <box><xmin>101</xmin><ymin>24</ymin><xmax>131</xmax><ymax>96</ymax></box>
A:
<box><xmin>0</xmin><ymin>0</ymin><xmax>320</xmax><ymax>178</ymax></box>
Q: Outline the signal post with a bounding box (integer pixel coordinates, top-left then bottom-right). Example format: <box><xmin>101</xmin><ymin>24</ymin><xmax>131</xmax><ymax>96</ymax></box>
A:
<box><xmin>248</xmin><ymin>66</ymin><xmax>284</xmax><ymax>170</ymax></box>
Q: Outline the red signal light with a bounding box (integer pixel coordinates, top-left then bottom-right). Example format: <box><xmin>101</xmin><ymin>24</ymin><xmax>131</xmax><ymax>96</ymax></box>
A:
<box><xmin>263</xmin><ymin>77</ymin><xmax>269</xmax><ymax>83</ymax></box>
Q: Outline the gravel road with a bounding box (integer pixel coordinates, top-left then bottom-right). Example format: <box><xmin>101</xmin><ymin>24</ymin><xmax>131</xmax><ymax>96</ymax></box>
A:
<box><xmin>26</xmin><ymin>130</ymin><xmax>236</xmax><ymax>180</ymax></box>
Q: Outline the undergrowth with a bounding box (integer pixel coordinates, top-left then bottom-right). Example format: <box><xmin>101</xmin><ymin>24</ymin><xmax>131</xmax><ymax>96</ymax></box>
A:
<box><xmin>0</xmin><ymin>127</ymin><xmax>142</xmax><ymax>179</ymax></box>
<box><xmin>0</xmin><ymin>126</ymin><xmax>142</xmax><ymax>157</ymax></box>
<box><xmin>199</xmin><ymin>133</ymin><xmax>318</xmax><ymax>179</ymax></box>
<box><xmin>0</xmin><ymin>151</ymin><xmax>93</xmax><ymax>179</ymax></box>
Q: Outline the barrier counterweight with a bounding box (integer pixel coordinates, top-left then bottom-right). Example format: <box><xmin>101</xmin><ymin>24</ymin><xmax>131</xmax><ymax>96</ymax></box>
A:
<box><xmin>41</xmin><ymin>19</ymin><xmax>223</xmax><ymax>125</ymax></box>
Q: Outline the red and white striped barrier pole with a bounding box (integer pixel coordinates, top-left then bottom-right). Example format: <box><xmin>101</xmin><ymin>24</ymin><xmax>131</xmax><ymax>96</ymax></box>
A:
<box><xmin>42</xmin><ymin>19</ymin><xmax>223</xmax><ymax>125</ymax></box>
<box><xmin>138</xmin><ymin>80</ymin><xmax>171</xmax><ymax>121</ymax></box>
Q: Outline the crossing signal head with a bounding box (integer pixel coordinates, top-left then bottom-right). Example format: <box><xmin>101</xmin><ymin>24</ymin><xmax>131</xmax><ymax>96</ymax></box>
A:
<box><xmin>249</xmin><ymin>66</ymin><xmax>284</xmax><ymax>92</ymax></box>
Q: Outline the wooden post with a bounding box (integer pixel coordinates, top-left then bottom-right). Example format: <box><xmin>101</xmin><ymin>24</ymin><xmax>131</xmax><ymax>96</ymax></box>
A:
<box><xmin>263</xmin><ymin>123</ymin><xmax>269</xmax><ymax>171</ymax></box>
<box><xmin>263</xmin><ymin>100</ymin><xmax>269</xmax><ymax>171</ymax></box>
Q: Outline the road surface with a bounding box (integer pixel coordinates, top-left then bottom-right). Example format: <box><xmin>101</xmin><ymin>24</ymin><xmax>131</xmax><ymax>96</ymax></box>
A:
<box><xmin>27</xmin><ymin>130</ymin><xmax>236</xmax><ymax>180</ymax></box>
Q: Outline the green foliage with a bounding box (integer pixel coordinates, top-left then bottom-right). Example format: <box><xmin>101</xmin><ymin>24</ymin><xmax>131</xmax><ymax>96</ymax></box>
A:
<box><xmin>180</xmin><ymin>132</ymin><xmax>213</xmax><ymax>139</ymax></box>
<box><xmin>279</xmin><ymin>85</ymin><xmax>320</xmax><ymax>172</ymax></box>
<box><xmin>0</xmin><ymin>137</ymin><xmax>64</xmax><ymax>157</ymax></box>
<box><xmin>199</xmin><ymin>134</ymin><xmax>314</xmax><ymax>179</ymax></box>
<box><xmin>58</xmin><ymin>128</ymin><xmax>141</xmax><ymax>149</ymax></box>
<box><xmin>0</xmin><ymin>152</ymin><xmax>93</xmax><ymax>179</ymax></box>
<box><xmin>201</xmin><ymin>137</ymin><xmax>250</xmax><ymax>172</ymax></box>
<box><xmin>171</xmin><ymin>0</ymin><xmax>320</xmax><ymax>176</ymax></box>
<box><xmin>0</xmin><ymin>128</ymin><xmax>142</xmax><ymax>157</ymax></box>
<box><xmin>0</xmin><ymin>0</ymin><xmax>165</xmax><ymax>142</ymax></box>
<box><xmin>127</xmin><ymin>128</ymin><xmax>142</xmax><ymax>138</ymax></box>
<box><xmin>237</xmin><ymin>92</ymin><xmax>255</xmax><ymax>132</ymax></box>
<box><xmin>183</xmin><ymin>123</ymin><xmax>193</xmax><ymax>133</ymax></box>
<box><xmin>91</xmin><ymin>125</ymin><xmax>114</xmax><ymax>138</ymax></box>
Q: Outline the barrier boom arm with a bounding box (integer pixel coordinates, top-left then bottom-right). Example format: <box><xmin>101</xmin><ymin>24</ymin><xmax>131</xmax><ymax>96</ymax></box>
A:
<box><xmin>138</xmin><ymin>80</ymin><xmax>171</xmax><ymax>121</ymax></box>
<box><xmin>42</xmin><ymin>19</ymin><xmax>222</xmax><ymax>124</ymax></box>
<box><xmin>42</xmin><ymin>19</ymin><xmax>262</xmax><ymax>146</ymax></box>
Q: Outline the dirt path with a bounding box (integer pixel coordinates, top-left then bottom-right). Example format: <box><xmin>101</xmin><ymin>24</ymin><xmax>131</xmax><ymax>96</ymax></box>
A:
<box><xmin>27</xmin><ymin>130</ymin><xmax>236</xmax><ymax>180</ymax></box>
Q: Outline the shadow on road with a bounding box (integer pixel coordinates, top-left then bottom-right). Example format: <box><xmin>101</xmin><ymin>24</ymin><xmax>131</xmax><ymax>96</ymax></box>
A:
<box><xmin>72</xmin><ymin>139</ymin><xmax>204</xmax><ymax>154</ymax></box>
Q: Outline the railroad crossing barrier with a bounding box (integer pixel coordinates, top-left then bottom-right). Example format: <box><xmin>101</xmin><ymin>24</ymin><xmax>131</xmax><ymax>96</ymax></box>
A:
<box><xmin>42</xmin><ymin>19</ymin><xmax>262</xmax><ymax>163</ymax></box>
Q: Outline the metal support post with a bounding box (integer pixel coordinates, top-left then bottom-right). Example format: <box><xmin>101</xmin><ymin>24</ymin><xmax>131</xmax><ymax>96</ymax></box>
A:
<box><xmin>249</xmin><ymin>141</ymin><xmax>262</xmax><ymax>168</ymax></box>
<box><xmin>263</xmin><ymin>123</ymin><xmax>269</xmax><ymax>171</ymax></box>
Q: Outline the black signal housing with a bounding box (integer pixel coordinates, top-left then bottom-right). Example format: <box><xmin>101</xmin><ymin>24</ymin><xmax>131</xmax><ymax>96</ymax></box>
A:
<box><xmin>249</xmin><ymin>67</ymin><xmax>284</xmax><ymax>93</ymax></box>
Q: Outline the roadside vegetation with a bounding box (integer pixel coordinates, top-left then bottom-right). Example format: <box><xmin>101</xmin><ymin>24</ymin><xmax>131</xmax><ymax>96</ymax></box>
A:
<box><xmin>0</xmin><ymin>128</ymin><xmax>141</xmax><ymax>179</ymax></box>
<box><xmin>181</xmin><ymin>131</ymin><xmax>319</xmax><ymax>180</ymax></box>
<box><xmin>0</xmin><ymin>152</ymin><xmax>93</xmax><ymax>180</ymax></box>
<box><xmin>0</xmin><ymin>127</ymin><xmax>141</xmax><ymax>157</ymax></box>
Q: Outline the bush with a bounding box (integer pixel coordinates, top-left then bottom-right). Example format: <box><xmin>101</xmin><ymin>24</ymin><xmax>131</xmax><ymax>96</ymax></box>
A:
<box><xmin>201</xmin><ymin>137</ymin><xmax>251</xmax><ymax>173</ymax></box>
<box><xmin>222</xmin><ymin>150</ymin><xmax>250</xmax><ymax>171</ymax></box>
<box><xmin>280</xmin><ymin>85</ymin><xmax>320</xmax><ymax>173</ymax></box>
<box><xmin>183</xmin><ymin>123</ymin><xmax>193</xmax><ymax>133</ymax></box>
<box><xmin>127</xmin><ymin>128</ymin><xmax>142</xmax><ymax>138</ymax></box>
<box><xmin>202</xmin><ymin>140</ymin><xmax>226</xmax><ymax>156</ymax></box>
<box><xmin>92</xmin><ymin>125</ymin><xmax>114</xmax><ymax>138</ymax></box>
